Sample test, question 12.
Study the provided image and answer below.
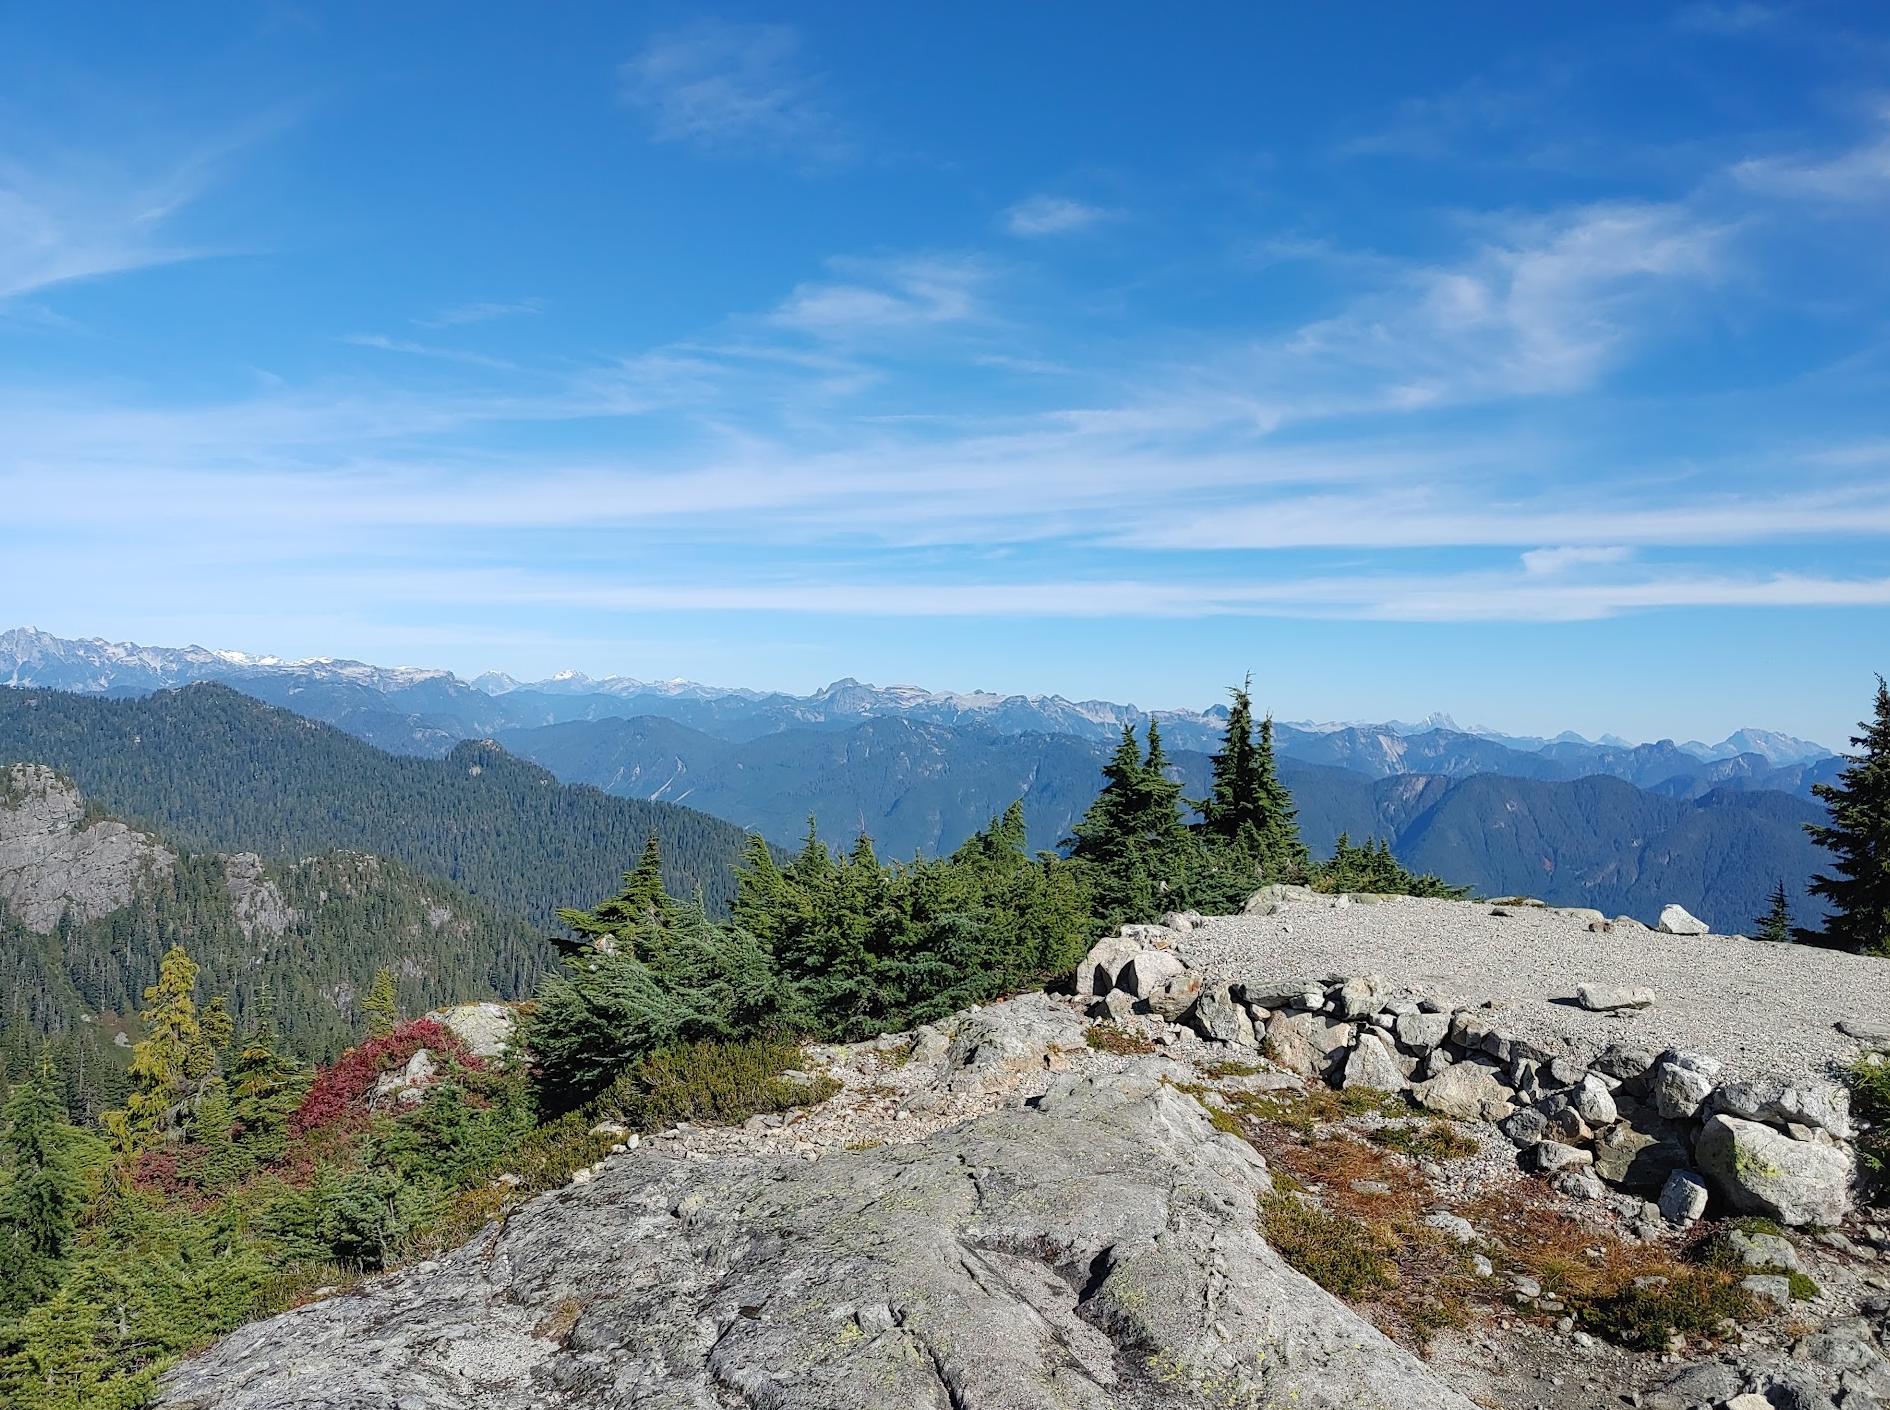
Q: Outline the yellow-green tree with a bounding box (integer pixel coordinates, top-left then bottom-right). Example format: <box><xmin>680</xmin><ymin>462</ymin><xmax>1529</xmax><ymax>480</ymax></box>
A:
<box><xmin>104</xmin><ymin>946</ymin><xmax>227</xmax><ymax>1154</ymax></box>
<box><xmin>362</xmin><ymin>968</ymin><xmax>400</xmax><ymax>1040</ymax></box>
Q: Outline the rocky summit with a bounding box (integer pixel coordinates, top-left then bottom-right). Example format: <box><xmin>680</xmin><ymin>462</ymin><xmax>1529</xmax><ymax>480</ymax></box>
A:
<box><xmin>163</xmin><ymin>1065</ymin><xmax>1473</xmax><ymax>1410</ymax></box>
<box><xmin>160</xmin><ymin>894</ymin><xmax>1890</xmax><ymax>1410</ymax></box>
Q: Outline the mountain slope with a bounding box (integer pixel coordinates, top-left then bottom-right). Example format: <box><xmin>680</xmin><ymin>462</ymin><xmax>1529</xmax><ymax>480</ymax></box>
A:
<box><xmin>1391</xmin><ymin>774</ymin><xmax>1828</xmax><ymax>932</ymax></box>
<box><xmin>1</xmin><ymin>762</ymin><xmax>547</xmax><ymax>1069</ymax></box>
<box><xmin>497</xmin><ymin>715</ymin><xmax>1138</xmax><ymax>856</ymax></box>
<box><xmin>0</xmin><ymin>685</ymin><xmax>757</xmax><ymax>924</ymax></box>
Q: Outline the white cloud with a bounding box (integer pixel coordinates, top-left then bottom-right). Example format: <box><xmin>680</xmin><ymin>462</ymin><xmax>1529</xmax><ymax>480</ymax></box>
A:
<box><xmin>1003</xmin><ymin>196</ymin><xmax>1112</xmax><ymax>237</ymax></box>
<box><xmin>415</xmin><ymin>299</ymin><xmax>542</xmax><ymax>328</ymax></box>
<box><xmin>1280</xmin><ymin>201</ymin><xmax>1725</xmax><ymax>405</ymax></box>
<box><xmin>767</xmin><ymin>256</ymin><xmax>988</xmax><ymax>337</ymax></box>
<box><xmin>234</xmin><ymin>562</ymin><xmax>1890</xmax><ymax>625</ymax></box>
<box><xmin>340</xmin><ymin>334</ymin><xmax>522</xmax><ymax>372</ymax></box>
<box><xmin>1521</xmin><ymin>545</ymin><xmax>1634</xmax><ymax>574</ymax></box>
<box><xmin>1734</xmin><ymin>109</ymin><xmax>1890</xmax><ymax>202</ymax></box>
<box><xmin>0</xmin><ymin>152</ymin><xmax>207</xmax><ymax>301</ymax></box>
<box><xmin>620</xmin><ymin>22</ymin><xmax>848</xmax><ymax>160</ymax></box>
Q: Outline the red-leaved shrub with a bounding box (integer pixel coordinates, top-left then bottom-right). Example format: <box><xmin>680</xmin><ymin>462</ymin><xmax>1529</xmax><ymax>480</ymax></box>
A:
<box><xmin>290</xmin><ymin>1019</ymin><xmax>481</xmax><ymax>1134</ymax></box>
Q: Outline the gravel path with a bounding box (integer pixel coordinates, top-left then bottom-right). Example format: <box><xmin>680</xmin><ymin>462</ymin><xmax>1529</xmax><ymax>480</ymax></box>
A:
<box><xmin>1178</xmin><ymin>896</ymin><xmax>1890</xmax><ymax>1080</ymax></box>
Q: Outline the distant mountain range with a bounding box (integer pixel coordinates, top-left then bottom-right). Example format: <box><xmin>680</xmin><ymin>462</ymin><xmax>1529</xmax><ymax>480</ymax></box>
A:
<box><xmin>0</xmin><ymin>627</ymin><xmax>1836</xmax><ymax>780</ymax></box>
<box><xmin>0</xmin><ymin>628</ymin><xmax>1841</xmax><ymax>931</ymax></box>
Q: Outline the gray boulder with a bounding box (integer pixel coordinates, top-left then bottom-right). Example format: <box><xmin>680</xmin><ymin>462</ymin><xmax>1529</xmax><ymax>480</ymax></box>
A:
<box><xmin>1695</xmin><ymin>1113</ymin><xmax>1852</xmax><ymax>1227</ymax></box>
<box><xmin>1572</xmin><ymin>1073</ymin><xmax>1618</xmax><ymax>1127</ymax></box>
<box><xmin>1520</xmin><ymin>1140</ymin><xmax>1593</xmax><ymax>1174</ymax></box>
<box><xmin>1710</xmin><ymin>1076</ymin><xmax>1852</xmax><ymax>1141</ymax></box>
<box><xmin>1333</xmin><ymin>974</ymin><xmax>1387</xmax><ymax>1020</ymax></box>
<box><xmin>1074</xmin><ymin>936</ymin><xmax>1142</xmax><ymax>997</ymax></box>
<box><xmin>1412</xmin><ymin>1060</ymin><xmax>1515</xmax><ymax>1122</ymax></box>
<box><xmin>1340</xmin><ymin>1033</ymin><xmax>1406</xmax><ymax>1093</ymax></box>
<box><xmin>1264</xmin><ymin>1010</ymin><xmax>1352</xmax><ymax>1079</ymax></box>
<box><xmin>1649</xmin><ymin>1049</ymin><xmax>1722</xmax><ymax>1120</ymax></box>
<box><xmin>1145</xmin><ymin>970</ymin><xmax>1203</xmax><ymax>1022</ymax></box>
<box><xmin>1498</xmin><ymin>1108</ymin><xmax>1550</xmax><ymax>1148</ymax></box>
<box><xmin>159</xmin><ymin>1072</ymin><xmax>1480</xmax><ymax>1410</ymax></box>
<box><xmin>427</xmin><ymin>1001</ymin><xmax>516</xmax><ymax>1061</ymax></box>
<box><xmin>1657</xmin><ymin>1169</ymin><xmax>1710</xmax><ymax>1224</ymax></box>
<box><xmin>1393</xmin><ymin>1010</ymin><xmax>1451</xmax><ymax>1054</ymax></box>
<box><xmin>1241</xmin><ymin>883</ymin><xmax>1317</xmax><ymax>916</ymax></box>
<box><xmin>1188</xmin><ymin>983</ymin><xmax>1256</xmax><ymax>1047</ymax></box>
<box><xmin>1721</xmin><ymin>1229</ymin><xmax>1801</xmax><ymax>1271</ymax></box>
<box><xmin>1117</xmin><ymin>949</ymin><xmax>1188</xmax><ymax>999</ymax></box>
<box><xmin>1575</xmin><ymin>983</ymin><xmax>1655</xmax><ymax>1012</ymax></box>
<box><xmin>1657</xmin><ymin>903</ymin><xmax>1711</xmax><ymax>935</ymax></box>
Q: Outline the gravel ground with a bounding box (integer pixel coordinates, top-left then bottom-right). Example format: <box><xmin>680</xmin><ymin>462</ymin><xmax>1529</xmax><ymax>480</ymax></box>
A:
<box><xmin>1177</xmin><ymin>896</ymin><xmax>1890</xmax><ymax>1080</ymax></box>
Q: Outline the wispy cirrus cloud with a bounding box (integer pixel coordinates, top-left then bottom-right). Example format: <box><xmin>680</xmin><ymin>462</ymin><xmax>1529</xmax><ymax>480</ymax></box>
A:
<box><xmin>1003</xmin><ymin>195</ymin><xmax>1114</xmax><ymax>237</ymax></box>
<box><xmin>1734</xmin><ymin>105</ymin><xmax>1890</xmax><ymax>202</ymax></box>
<box><xmin>413</xmin><ymin>298</ymin><xmax>543</xmax><ymax>328</ymax></box>
<box><xmin>766</xmin><ymin>255</ymin><xmax>990</xmax><ymax>338</ymax></box>
<box><xmin>0</xmin><ymin>105</ymin><xmax>290</xmax><ymax>304</ymax></box>
<box><xmin>620</xmin><ymin>22</ymin><xmax>850</xmax><ymax>162</ymax></box>
<box><xmin>340</xmin><ymin>333</ymin><xmax>523</xmax><ymax>372</ymax></box>
<box><xmin>1521</xmin><ymin>546</ymin><xmax>1635</xmax><ymax>575</ymax></box>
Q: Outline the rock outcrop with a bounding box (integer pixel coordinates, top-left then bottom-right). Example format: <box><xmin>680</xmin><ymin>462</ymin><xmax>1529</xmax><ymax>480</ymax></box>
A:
<box><xmin>1083</xmin><ymin>906</ymin><xmax>1863</xmax><ymax>1227</ymax></box>
<box><xmin>160</xmin><ymin>1070</ymin><xmax>1477</xmax><ymax>1410</ymax></box>
<box><xmin>0</xmin><ymin>762</ymin><xmax>174</xmax><ymax>933</ymax></box>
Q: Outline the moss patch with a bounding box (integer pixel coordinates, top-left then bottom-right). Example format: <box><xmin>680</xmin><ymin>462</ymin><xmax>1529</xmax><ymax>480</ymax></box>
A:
<box><xmin>1369</xmin><ymin>1120</ymin><xmax>1479</xmax><ymax>1162</ymax></box>
<box><xmin>1086</xmin><ymin>1024</ymin><xmax>1159</xmax><ymax>1056</ymax></box>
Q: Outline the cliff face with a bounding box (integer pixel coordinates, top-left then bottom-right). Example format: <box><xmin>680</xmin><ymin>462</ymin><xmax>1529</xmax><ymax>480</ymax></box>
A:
<box><xmin>0</xmin><ymin>762</ymin><xmax>546</xmax><ymax>1058</ymax></box>
<box><xmin>0</xmin><ymin>762</ymin><xmax>174</xmax><ymax>932</ymax></box>
<box><xmin>159</xmin><ymin>1065</ymin><xmax>1475</xmax><ymax>1410</ymax></box>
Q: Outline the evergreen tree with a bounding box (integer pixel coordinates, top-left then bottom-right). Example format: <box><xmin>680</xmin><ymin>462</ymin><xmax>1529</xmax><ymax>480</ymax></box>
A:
<box><xmin>1067</xmin><ymin>723</ymin><xmax>1195</xmax><ymax>923</ymax></box>
<box><xmin>105</xmin><ymin>945</ymin><xmax>222</xmax><ymax>1153</ymax></box>
<box><xmin>1754</xmin><ymin>879</ymin><xmax>1794</xmax><ymax>943</ymax></box>
<box><xmin>362</xmin><ymin>969</ymin><xmax>400</xmax><ymax>1040</ymax></box>
<box><xmin>0</xmin><ymin>1056</ymin><xmax>79</xmax><ymax>1314</ymax></box>
<box><xmin>1804</xmin><ymin>676</ymin><xmax>1890</xmax><ymax>953</ymax></box>
<box><xmin>1198</xmin><ymin>675</ymin><xmax>1259</xmax><ymax>840</ymax></box>
<box><xmin>555</xmin><ymin>832</ymin><xmax>679</xmax><ymax>956</ymax></box>
<box><xmin>1251</xmin><ymin>714</ymin><xmax>1309</xmax><ymax>880</ymax></box>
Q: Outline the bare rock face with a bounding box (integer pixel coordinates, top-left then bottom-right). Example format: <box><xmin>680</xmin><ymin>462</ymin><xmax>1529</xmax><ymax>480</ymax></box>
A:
<box><xmin>161</xmin><ymin>1071</ymin><xmax>1477</xmax><ymax>1410</ymax></box>
<box><xmin>428</xmin><ymin>1001</ymin><xmax>517</xmax><ymax>1061</ymax></box>
<box><xmin>0</xmin><ymin>763</ymin><xmax>174</xmax><ymax>933</ymax></box>
<box><xmin>222</xmin><ymin>852</ymin><xmax>300</xmax><ymax>941</ymax></box>
<box><xmin>939</xmin><ymin>992</ymin><xmax>1090</xmax><ymax>1094</ymax></box>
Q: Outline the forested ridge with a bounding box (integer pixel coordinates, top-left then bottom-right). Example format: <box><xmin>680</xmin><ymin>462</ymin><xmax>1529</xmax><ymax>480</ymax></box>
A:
<box><xmin>0</xmin><ymin>845</ymin><xmax>545</xmax><ymax>1088</ymax></box>
<box><xmin>0</xmin><ymin>684</ymin><xmax>758</xmax><ymax>923</ymax></box>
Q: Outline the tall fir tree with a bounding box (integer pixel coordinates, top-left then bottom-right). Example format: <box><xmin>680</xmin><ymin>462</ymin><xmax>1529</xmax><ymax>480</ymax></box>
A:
<box><xmin>1251</xmin><ymin>713</ymin><xmax>1309</xmax><ymax>880</ymax></box>
<box><xmin>555</xmin><ymin>831</ymin><xmax>677</xmax><ymax>956</ymax></box>
<box><xmin>1754</xmin><ymin>879</ymin><xmax>1794</xmax><ymax>943</ymax></box>
<box><xmin>0</xmin><ymin>1055</ymin><xmax>78</xmax><ymax>1315</ymax></box>
<box><xmin>1198</xmin><ymin>675</ymin><xmax>1259</xmax><ymax>840</ymax></box>
<box><xmin>1067</xmin><ymin>722</ymin><xmax>1195</xmax><ymax>922</ymax></box>
<box><xmin>1804</xmin><ymin>676</ymin><xmax>1890</xmax><ymax>953</ymax></box>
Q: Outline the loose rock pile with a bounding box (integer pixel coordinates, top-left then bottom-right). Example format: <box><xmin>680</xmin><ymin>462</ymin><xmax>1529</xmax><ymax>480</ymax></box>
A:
<box><xmin>1080</xmin><ymin>897</ymin><xmax>1858</xmax><ymax>1231</ymax></box>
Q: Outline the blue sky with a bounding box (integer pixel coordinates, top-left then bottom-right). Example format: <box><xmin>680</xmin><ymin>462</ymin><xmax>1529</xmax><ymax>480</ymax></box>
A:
<box><xmin>3</xmin><ymin>3</ymin><xmax>1888</xmax><ymax>745</ymax></box>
